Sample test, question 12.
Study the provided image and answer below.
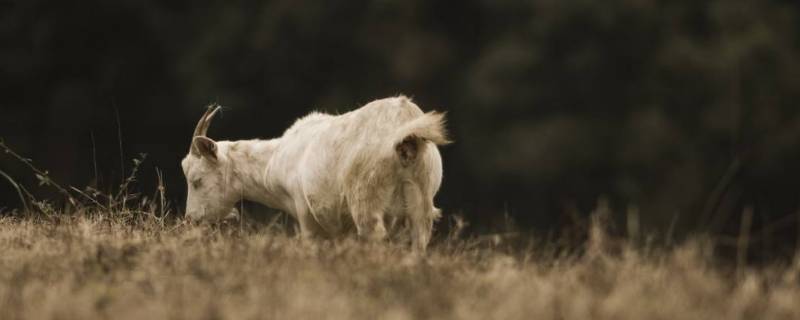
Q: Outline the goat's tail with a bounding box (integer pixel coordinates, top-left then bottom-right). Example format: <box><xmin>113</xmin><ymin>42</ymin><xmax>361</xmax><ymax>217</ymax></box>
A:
<box><xmin>393</xmin><ymin>111</ymin><xmax>451</xmax><ymax>165</ymax></box>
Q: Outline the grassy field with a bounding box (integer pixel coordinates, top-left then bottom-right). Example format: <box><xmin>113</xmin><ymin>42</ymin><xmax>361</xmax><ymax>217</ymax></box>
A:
<box><xmin>0</xmin><ymin>212</ymin><xmax>798</xmax><ymax>320</ymax></box>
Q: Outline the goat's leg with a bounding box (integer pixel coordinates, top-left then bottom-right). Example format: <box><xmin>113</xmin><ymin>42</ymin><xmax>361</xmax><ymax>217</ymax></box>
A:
<box><xmin>353</xmin><ymin>209</ymin><xmax>387</xmax><ymax>242</ymax></box>
<box><xmin>349</xmin><ymin>195</ymin><xmax>388</xmax><ymax>242</ymax></box>
<box><xmin>293</xmin><ymin>199</ymin><xmax>326</xmax><ymax>240</ymax></box>
<box><xmin>403</xmin><ymin>181</ymin><xmax>434</xmax><ymax>251</ymax></box>
<box><xmin>348</xmin><ymin>182</ymin><xmax>392</xmax><ymax>242</ymax></box>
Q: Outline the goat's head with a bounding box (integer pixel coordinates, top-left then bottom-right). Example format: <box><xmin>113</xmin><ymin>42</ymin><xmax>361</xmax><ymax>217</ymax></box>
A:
<box><xmin>181</xmin><ymin>105</ymin><xmax>238</xmax><ymax>221</ymax></box>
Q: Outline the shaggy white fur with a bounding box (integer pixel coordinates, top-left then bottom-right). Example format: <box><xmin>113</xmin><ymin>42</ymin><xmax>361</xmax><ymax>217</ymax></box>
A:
<box><xmin>181</xmin><ymin>96</ymin><xmax>449</xmax><ymax>249</ymax></box>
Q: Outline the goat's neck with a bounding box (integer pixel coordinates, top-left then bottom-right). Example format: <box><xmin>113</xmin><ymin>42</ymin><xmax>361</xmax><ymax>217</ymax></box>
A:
<box><xmin>220</xmin><ymin>139</ymin><xmax>287</xmax><ymax>211</ymax></box>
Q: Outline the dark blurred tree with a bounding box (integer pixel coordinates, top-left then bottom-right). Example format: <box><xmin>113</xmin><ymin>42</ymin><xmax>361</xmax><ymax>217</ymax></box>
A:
<box><xmin>2</xmin><ymin>0</ymin><xmax>800</xmax><ymax>250</ymax></box>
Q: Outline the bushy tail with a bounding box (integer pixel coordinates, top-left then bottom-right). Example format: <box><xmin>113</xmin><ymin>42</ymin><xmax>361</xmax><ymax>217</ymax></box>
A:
<box><xmin>394</xmin><ymin>112</ymin><xmax>451</xmax><ymax>165</ymax></box>
<box><xmin>395</xmin><ymin>111</ymin><xmax>451</xmax><ymax>145</ymax></box>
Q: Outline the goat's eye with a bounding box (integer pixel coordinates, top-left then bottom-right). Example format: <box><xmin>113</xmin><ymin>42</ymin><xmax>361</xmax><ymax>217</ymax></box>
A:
<box><xmin>191</xmin><ymin>179</ymin><xmax>203</xmax><ymax>189</ymax></box>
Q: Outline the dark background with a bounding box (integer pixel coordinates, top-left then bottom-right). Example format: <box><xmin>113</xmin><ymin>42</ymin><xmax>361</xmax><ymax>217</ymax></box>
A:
<box><xmin>2</xmin><ymin>1</ymin><xmax>800</xmax><ymax>252</ymax></box>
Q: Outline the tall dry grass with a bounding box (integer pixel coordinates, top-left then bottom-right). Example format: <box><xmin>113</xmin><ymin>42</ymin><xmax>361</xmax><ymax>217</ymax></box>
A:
<box><xmin>0</xmin><ymin>212</ymin><xmax>798</xmax><ymax>320</ymax></box>
<box><xmin>1</xmin><ymin>141</ymin><xmax>800</xmax><ymax>319</ymax></box>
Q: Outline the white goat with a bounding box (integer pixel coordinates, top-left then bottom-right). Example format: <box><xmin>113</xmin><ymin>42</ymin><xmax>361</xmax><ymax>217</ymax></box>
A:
<box><xmin>182</xmin><ymin>96</ymin><xmax>449</xmax><ymax>249</ymax></box>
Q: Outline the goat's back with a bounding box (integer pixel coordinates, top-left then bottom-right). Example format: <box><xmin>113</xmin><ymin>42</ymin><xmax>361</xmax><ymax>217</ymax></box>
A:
<box><xmin>270</xmin><ymin>96</ymin><xmax>433</xmax><ymax>217</ymax></box>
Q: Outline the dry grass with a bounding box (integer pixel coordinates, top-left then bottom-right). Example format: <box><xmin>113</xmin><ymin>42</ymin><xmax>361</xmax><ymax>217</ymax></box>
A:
<box><xmin>0</xmin><ymin>213</ymin><xmax>798</xmax><ymax>320</ymax></box>
<box><xmin>1</xmin><ymin>141</ymin><xmax>799</xmax><ymax>319</ymax></box>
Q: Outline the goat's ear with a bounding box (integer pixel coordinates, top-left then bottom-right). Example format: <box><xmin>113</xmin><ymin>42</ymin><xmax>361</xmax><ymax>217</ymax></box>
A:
<box><xmin>192</xmin><ymin>136</ymin><xmax>218</xmax><ymax>162</ymax></box>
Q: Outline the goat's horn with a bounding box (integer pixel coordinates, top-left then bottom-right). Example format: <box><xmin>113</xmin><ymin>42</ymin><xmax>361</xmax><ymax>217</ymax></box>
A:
<box><xmin>190</xmin><ymin>104</ymin><xmax>222</xmax><ymax>155</ymax></box>
<box><xmin>199</xmin><ymin>104</ymin><xmax>222</xmax><ymax>137</ymax></box>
